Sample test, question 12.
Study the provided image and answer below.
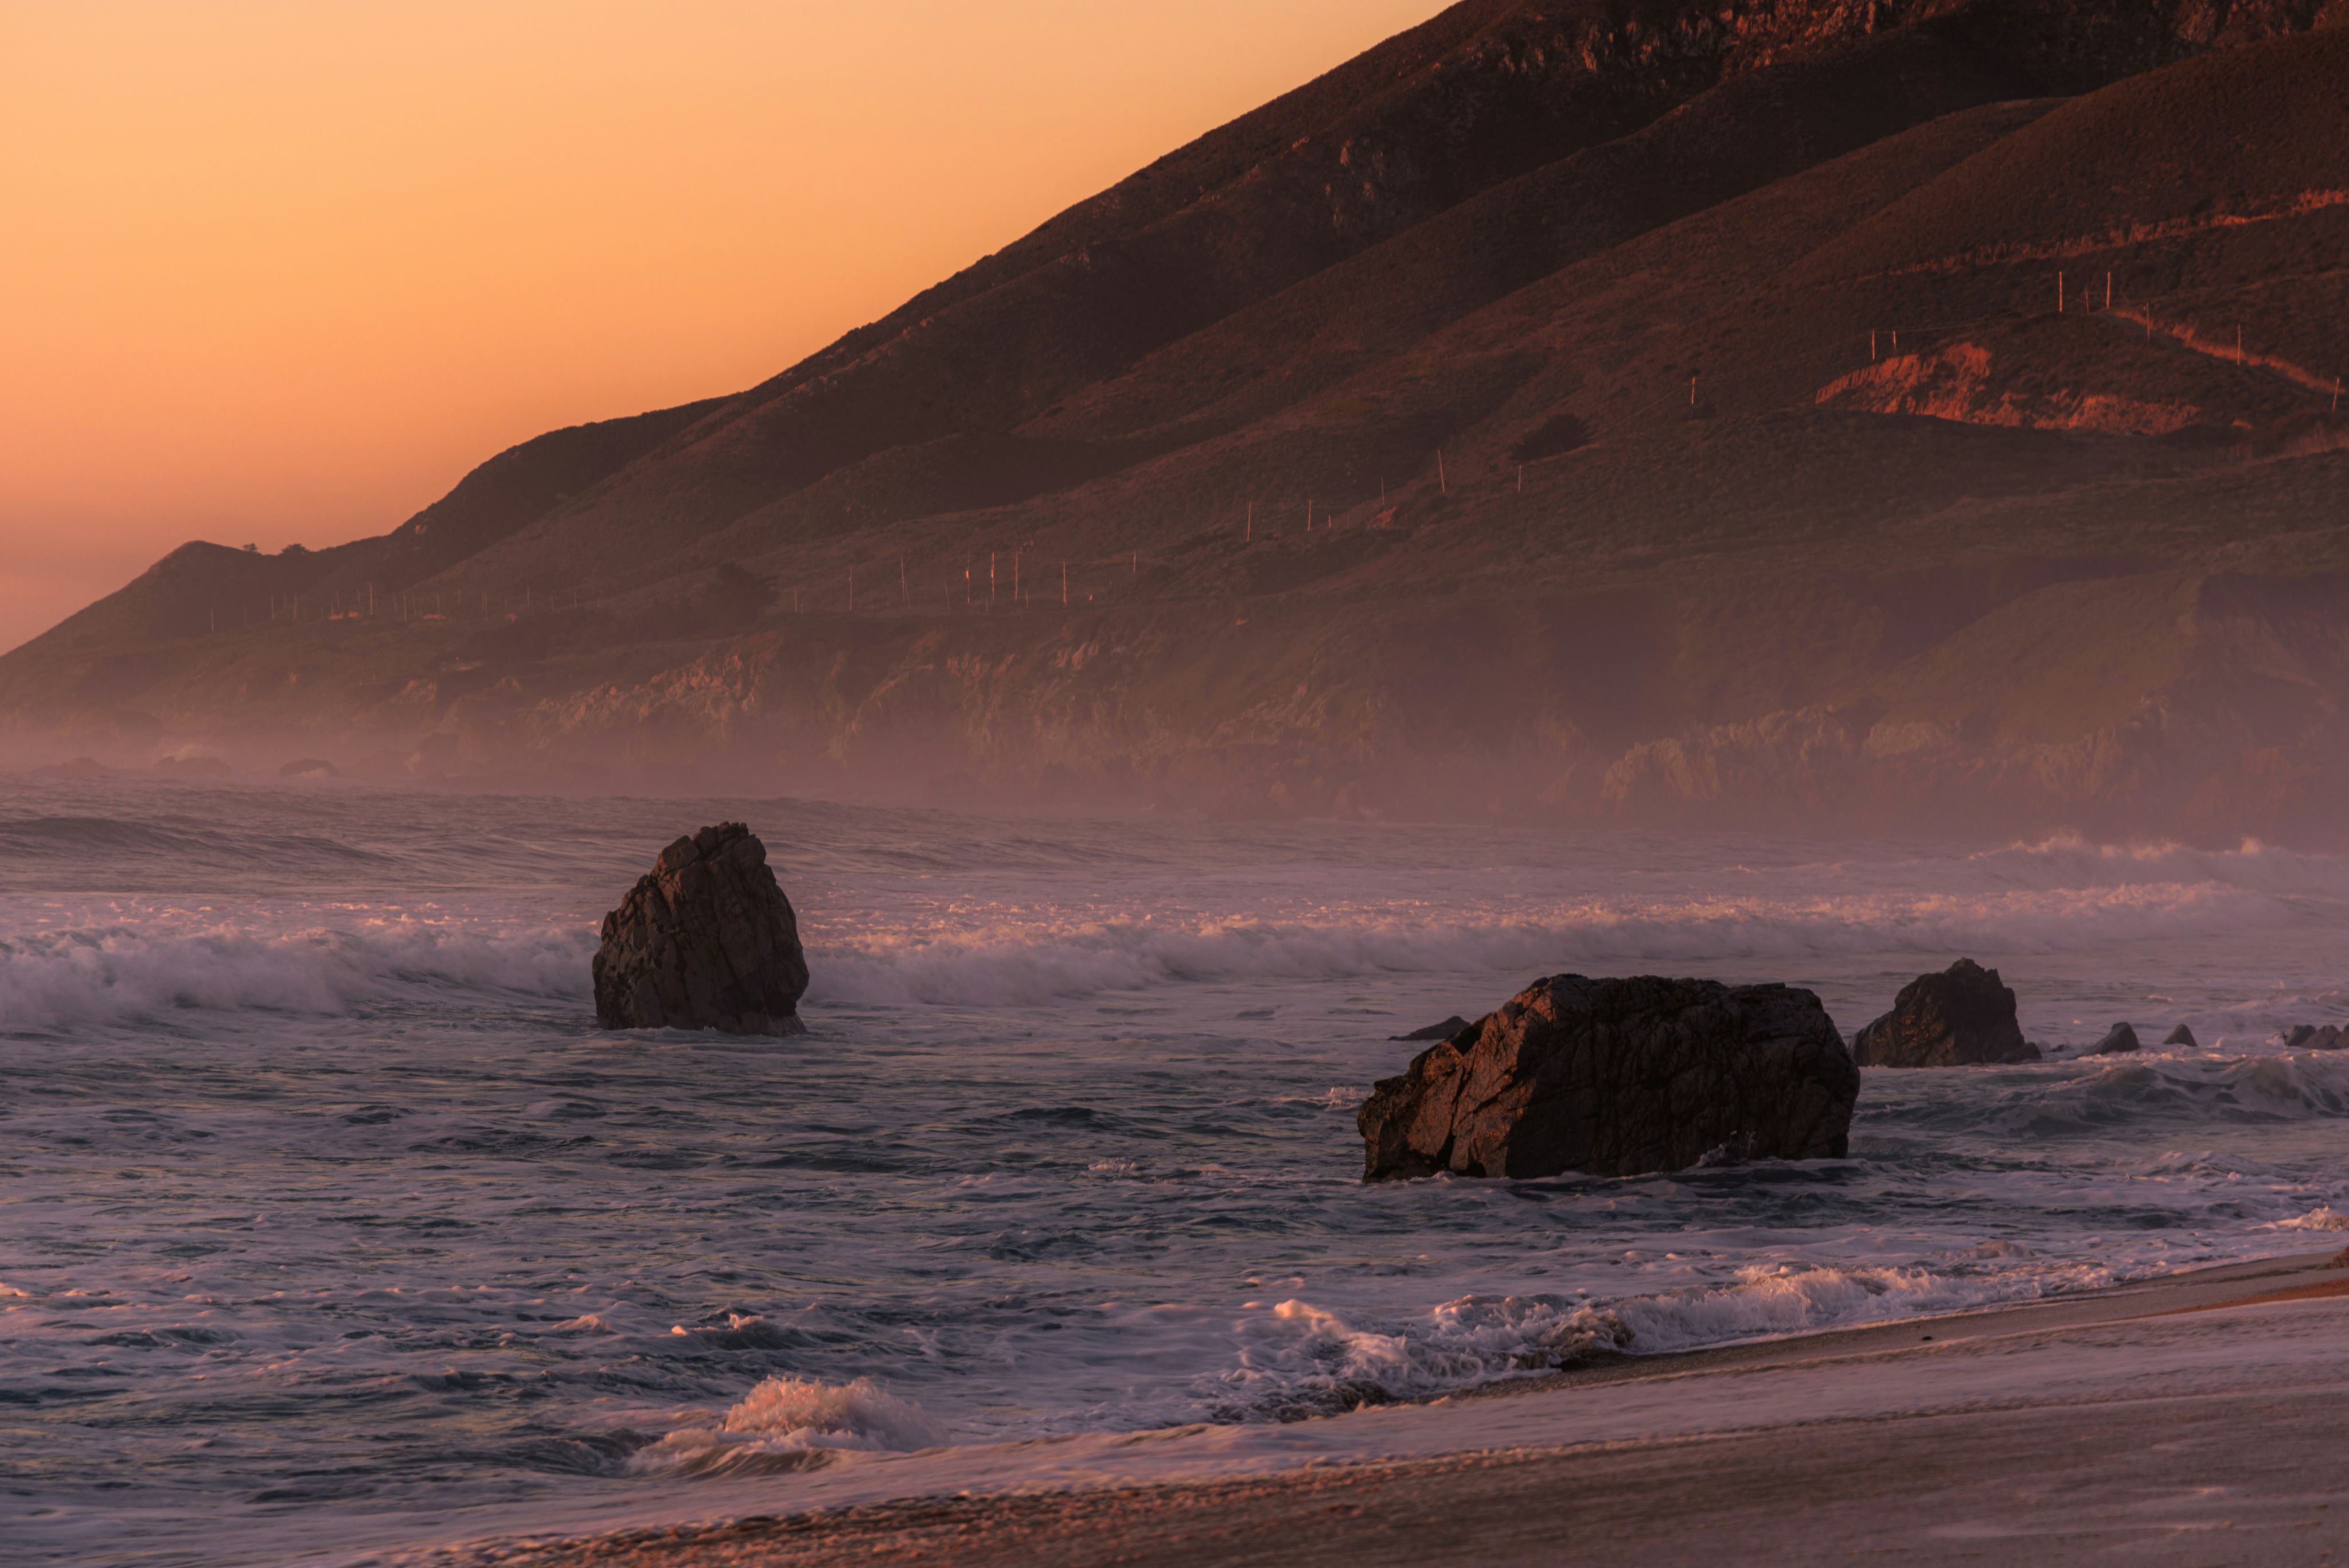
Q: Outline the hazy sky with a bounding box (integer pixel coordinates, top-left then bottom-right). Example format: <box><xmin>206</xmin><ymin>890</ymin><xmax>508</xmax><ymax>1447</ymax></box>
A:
<box><xmin>0</xmin><ymin>0</ymin><xmax>1442</xmax><ymax>653</ymax></box>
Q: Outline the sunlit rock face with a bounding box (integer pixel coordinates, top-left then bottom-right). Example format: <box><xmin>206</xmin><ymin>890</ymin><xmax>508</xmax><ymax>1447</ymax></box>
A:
<box><xmin>592</xmin><ymin>822</ymin><xmax>809</xmax><ymax>1036</ymax></box>
<box><xmin>1359</xmin><ymin>974</ymin><xmax>1857</xmax><ymax>1180</ymax></box>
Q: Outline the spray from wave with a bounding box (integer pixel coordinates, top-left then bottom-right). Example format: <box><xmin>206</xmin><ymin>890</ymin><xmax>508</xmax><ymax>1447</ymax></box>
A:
<box><xmin>1207</xmin><ymin>1258</ymin><xmax>2112</xmax><ymax>1420</ymax></box>
<box><xmin>629</xmin><ymin>1376</ymin><xmax>949</xmax><ymax>1477</ymax></box>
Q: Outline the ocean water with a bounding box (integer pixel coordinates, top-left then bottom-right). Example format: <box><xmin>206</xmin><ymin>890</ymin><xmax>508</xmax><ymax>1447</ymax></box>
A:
<box><xmin>3</xmin><ymin>778</ymin><xmax>2346</xmax><ymax>1565</ymax></box>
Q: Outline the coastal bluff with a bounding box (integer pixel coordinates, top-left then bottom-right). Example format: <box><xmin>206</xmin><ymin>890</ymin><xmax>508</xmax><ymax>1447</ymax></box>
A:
<box><xmin>1358</xmin><ymin>975</ymin><xmax>1857</xmax><ymax>1181</ymax></box>
<box><xmin>592</xmin><ymin>823</ymin><xmax>809</xmax><ymax>1036</ymax></box>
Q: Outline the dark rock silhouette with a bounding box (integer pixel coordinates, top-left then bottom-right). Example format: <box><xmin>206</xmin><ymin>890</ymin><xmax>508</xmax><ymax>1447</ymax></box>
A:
<box><xmin>2163</xmin><ymin>1024</ymin><xmax>2198</xmax><ymax>1047</ymax></box>
<box><xmin>1358</xmin><ymin>975</ymin><xmax>1856</xmax><ymax>1182</ymax></box>
<box><xmin>2090</xmin><ymin>1022</ymin><xmax>2141</xmax><ymax>1055</ymax></box>
<box><xmin>2285</xmin><ymin>1024</ymin><xmax>2347</xmax><ymax>1050</ymax></box>
<box><xmin>1851</xmin><ymin>959</ymin><xmax>2038</xmax><ymax>1068</ymax></box>
<box><xmin>1392</xmin><ymin>1015</ymin><xmax>1470</xmax><ymax>1042</ymax></box>
<box><xmin>592</xmin><ymin>823</ymin><xmax>808</xmax><ymax>1036</ymax></box>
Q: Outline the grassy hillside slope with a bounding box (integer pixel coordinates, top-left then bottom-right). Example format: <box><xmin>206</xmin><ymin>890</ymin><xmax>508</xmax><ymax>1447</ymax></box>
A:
<box><xmin>6</xmin><ymin>1</ymin><xmax>2348</xmax><ymax>840</ymax></box>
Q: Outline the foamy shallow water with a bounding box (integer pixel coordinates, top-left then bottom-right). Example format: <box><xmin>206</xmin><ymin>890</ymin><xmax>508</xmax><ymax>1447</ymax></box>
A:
<box><xmin>2</xmin><ymin>779</ymin><xmax>2346</xmax><ymax>1564</ymax></box>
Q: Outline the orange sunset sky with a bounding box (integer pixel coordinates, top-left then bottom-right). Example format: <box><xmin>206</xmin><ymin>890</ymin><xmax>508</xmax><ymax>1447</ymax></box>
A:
<box><xmin>0</xmin><ymin>1</ymin><xmax>1442</xmax><ymax>655</ymax></box>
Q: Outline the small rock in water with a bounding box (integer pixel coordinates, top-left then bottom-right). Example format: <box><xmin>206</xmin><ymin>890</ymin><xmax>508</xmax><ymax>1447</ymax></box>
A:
<box><xmin>2163</xmin><ymin>1024</ymin><xmax>2197</xmax><ymax>1047</ymax></box>
<box><xmin>592</xmin><ymin>823</ymin><xmax>809</xmax><ymax>1036</ymax></box>
<box><xmin>1358</xmin><ymin>974</ymin><xmax>1857</xmax><ymax>1181</ymax></box>
<box><xmin>2090</xmin><ymin>1022</ymin><xmax>2141</xmax><ymax>1055</ymax></box>
<box><xmin>1391</xmin><ymin>1015</ymin><xmax>1470</xmax><ymax>1042</ymax></box>
<box><xmin>2285</xmin><ymin>1024</ymin><xmax>2347</xmax><ymax>1050</ymax></box>
<box><xmin>1851</xmin><ymin>958</ymin><xmax>2039</xmax><ymax>1067</ymax></box>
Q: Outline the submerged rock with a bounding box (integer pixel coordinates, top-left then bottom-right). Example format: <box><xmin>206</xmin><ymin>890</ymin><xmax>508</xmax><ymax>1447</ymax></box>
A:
<box><xmin>1357</xmin><ymin>974</ymin><xmax>1857</xmax><ymax>1182</ymax></box>
<box><xmin>1851</xmin><ymin>958</ymin><xmax>2039</xmax><ymax>1067</ymax></box>
<box><xmin>2163</xmin><ymin>1024</ymin><xmax>2198</xmax><ymax>1047</ymax></box>
<box><xmin>2285</xmin><ymin>1024</ymin><xmax>2347</xmax><ymax>1050</ymax></box>
<box><xmin>2090</xmin><ymin>1022</ymin><xmax>2141</xmax><ymax>1055</ymax></box>
<box><xmin>592</xmin><ymin>823</ymin><xmax>809</xmax><ymax>1036</ymax></box>
<box><xmin>1392</xmin><ymin>1015</ymin><xmax>1470</xmax><ymax>1042</ymax></box>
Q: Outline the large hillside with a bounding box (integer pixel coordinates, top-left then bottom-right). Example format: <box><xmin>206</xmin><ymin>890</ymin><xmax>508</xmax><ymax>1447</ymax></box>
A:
<box><xmin>8</xmin><ymin>0</ymin><xmax>2349</xmax><ymax>839</ymax></box>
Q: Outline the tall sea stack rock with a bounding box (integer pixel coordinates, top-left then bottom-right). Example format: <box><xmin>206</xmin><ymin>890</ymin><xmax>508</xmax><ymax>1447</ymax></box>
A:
<box><xmin>1357</xmin><ymin>975</ymin><xmax>1858</xmax><ymax>1182</ymax></box>
<box><xmin>592</xmin><ymin>823</ymin><xmax>809</xmax><ymax>1036</ymax></box>
<box><xmin>1851</xmin><ymin>959</ymin><xmax>2038</xmax><ymax>1067</ymax></box>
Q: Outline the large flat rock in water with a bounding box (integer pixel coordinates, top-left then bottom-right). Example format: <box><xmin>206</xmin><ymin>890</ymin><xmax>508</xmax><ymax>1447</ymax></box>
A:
<box><xmin>1358</xmin><ymin>974</ymin><xmax>1856</xmax><ymax>1181</ymax></box>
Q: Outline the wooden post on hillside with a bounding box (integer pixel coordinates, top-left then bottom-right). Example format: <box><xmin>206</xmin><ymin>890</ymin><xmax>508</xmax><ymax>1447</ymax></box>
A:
<box><xmin>1689</xmin><ymin>376</ymin><xmax>1697</xmax><ymax>406</ymax></box>
<box><xmin>1871</xmin><ymin>330</ymin><xmax>1877</xmax><ymax>362</ymax></box>
<box><xmin>1062</xmin><ymin>561</ymin><xmax>1068</xmax><ymax>607</ymax></box>
<box><xmin>2058</xmin><ymin>271</ymin><xmax>2064</xmax><ymax>313</ymax></box>
<box><xmin>2106</xmin><ymin>273</ymin><xmax>2112</xmax><ymax>310</ymax></box>
<box><xmin>1246</xmin><ymin>501</ymin><xmax>1253</xmax><ymax>543</ymax></box>
<box><xmin>1437</xmin><ymin>450</ymin><xmax>1446</xmax><ymax>495</ymax></box>
<box><xmin>989</xmin><ymin>552</ymin><xmax>997</xmax><ymax>610</ymax></box>
<box><xmin>900</xmin><ymin>555</ymin><xmax>908</xmax><ymax>606</ymax></box>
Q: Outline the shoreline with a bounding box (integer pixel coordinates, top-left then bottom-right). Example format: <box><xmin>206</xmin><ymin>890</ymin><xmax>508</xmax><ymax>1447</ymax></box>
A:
<box><xmin>361</xmin><ymin>1245</ymin><xmax>2349</xmax><ymax>1568</ymax></box>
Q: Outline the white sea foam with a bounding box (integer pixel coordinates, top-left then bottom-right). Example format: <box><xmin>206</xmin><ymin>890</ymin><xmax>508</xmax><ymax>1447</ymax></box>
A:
<box><xmin>1970</xmin><ymin>833</ymin><xmax>2345</xmax><ymax>894</ymax></box>
<box><xmin>2271</xmin><ymin>1206</ymin><xmax>2349</xmax><ymax>1231</ymax></box>
<box><xmin>0</xmin><ymin>917</ymin><xmax>592</xmax><ymax>1033</ymax></box>
<box><xmin>803</xmin><ymin>881</ymin><xmax>2292</xmax><ymax>1010</ymax></box>
<box><xmin>1210</xmin><ymin>1260</ymin><xmax>2112</xmax><ymax>1418</ymax></box>
<box><xmin>630</xmin><ymin>1377</ymin><xmax>949</xmax><ymax>1477</ymax></box>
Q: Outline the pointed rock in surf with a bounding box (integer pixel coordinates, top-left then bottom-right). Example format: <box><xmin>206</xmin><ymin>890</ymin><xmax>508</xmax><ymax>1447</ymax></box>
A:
<box><xmin>593</xmin><ymin>823</ymin><xmax>809</xmax><ymax>1036</ymax></box>
<box><xmin>2090</xmin><ymin>1021</ymin><xmax>2141</xmax><ymax>1055</ymax></box>
<box><xmin>1851</xmin><ymin>958</ymin><xmax>2039</xmax><ymax>1067</ymax></box>
<box><xmin>2284</xmin><ymin>1024</ymin><xmax>2346</xmax><ymax>1050</ymax></box>
<box><xmin>2163</xmin><ymin>1024</ymin><xmax>2198</xmax><ymax>1047</ymax></box>
<box><xmin>1357</xmin><ymin>975</ymin><xmax>1857</xmax><ymax>1182</ymax></box>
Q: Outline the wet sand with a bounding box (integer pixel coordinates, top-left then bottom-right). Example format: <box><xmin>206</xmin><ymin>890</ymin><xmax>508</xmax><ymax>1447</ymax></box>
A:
<box><xmin>378</xmin><ymin>1249</ymin><xmax>2349</xmax><ymax>1568</ymax></box>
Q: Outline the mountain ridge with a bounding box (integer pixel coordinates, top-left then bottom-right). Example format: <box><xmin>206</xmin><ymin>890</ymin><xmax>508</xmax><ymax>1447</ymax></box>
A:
<box><xmin>9</xmin><ymin>0</ymin><xmax>2349</xmax><ymax>840</ymax></box>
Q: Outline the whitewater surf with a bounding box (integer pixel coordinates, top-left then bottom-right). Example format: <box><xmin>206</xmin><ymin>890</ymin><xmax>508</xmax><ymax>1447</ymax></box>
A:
<box><xmin>4</xmin><ymin>775</ymin><xmax>2346</xmax><ymax>1565</ymax></box>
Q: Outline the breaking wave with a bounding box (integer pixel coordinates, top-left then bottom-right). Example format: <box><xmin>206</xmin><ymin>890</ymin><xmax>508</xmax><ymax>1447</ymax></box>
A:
<box><xmin>2</xmin><ymin>869</ymin><xmax>2325</xmax><ymax>1030</ymax></box>
<box><xmin>1886</xmin><ymin>1053</ymin><xmax>2349</xmax><ymax>1134</ymax></box>
<box><xmin>1969</xmin><ymin>833</ymin><xmax>2347</xmax><ymax>894</ymax></box>
<box><xmin>1208</xmin><ymin>1259</ymin><xmax>2108</xmax><ymax>1421</ymax></box>
<box><xmin>629</xmin><ymin>1376</ymin><xmax>949</xmax><ymax>1477</ymax></box>
<box><xmin>805</xmin><ymin>880</ymin><xmax>2292</xmax><ymax>1009</ymax></box>
<box><xmin>0</xmin><ymin>919</ymin><xmax>592</xmax><ymax>1034</ymax></box>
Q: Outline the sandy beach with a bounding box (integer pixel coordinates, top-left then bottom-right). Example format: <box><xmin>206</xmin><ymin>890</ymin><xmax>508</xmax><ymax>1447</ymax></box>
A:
<box><xmin>369</xmin><ymin>1247</ymin><xmax>2349</xmax><ymax>1568</ymax></box>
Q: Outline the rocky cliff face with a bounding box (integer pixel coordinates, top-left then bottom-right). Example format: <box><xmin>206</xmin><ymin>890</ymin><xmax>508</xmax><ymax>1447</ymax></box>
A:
<box><xmin>7</xmin><ymin>4</ymin><xmax>2349</xmax><ymax>840</ymax></box>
